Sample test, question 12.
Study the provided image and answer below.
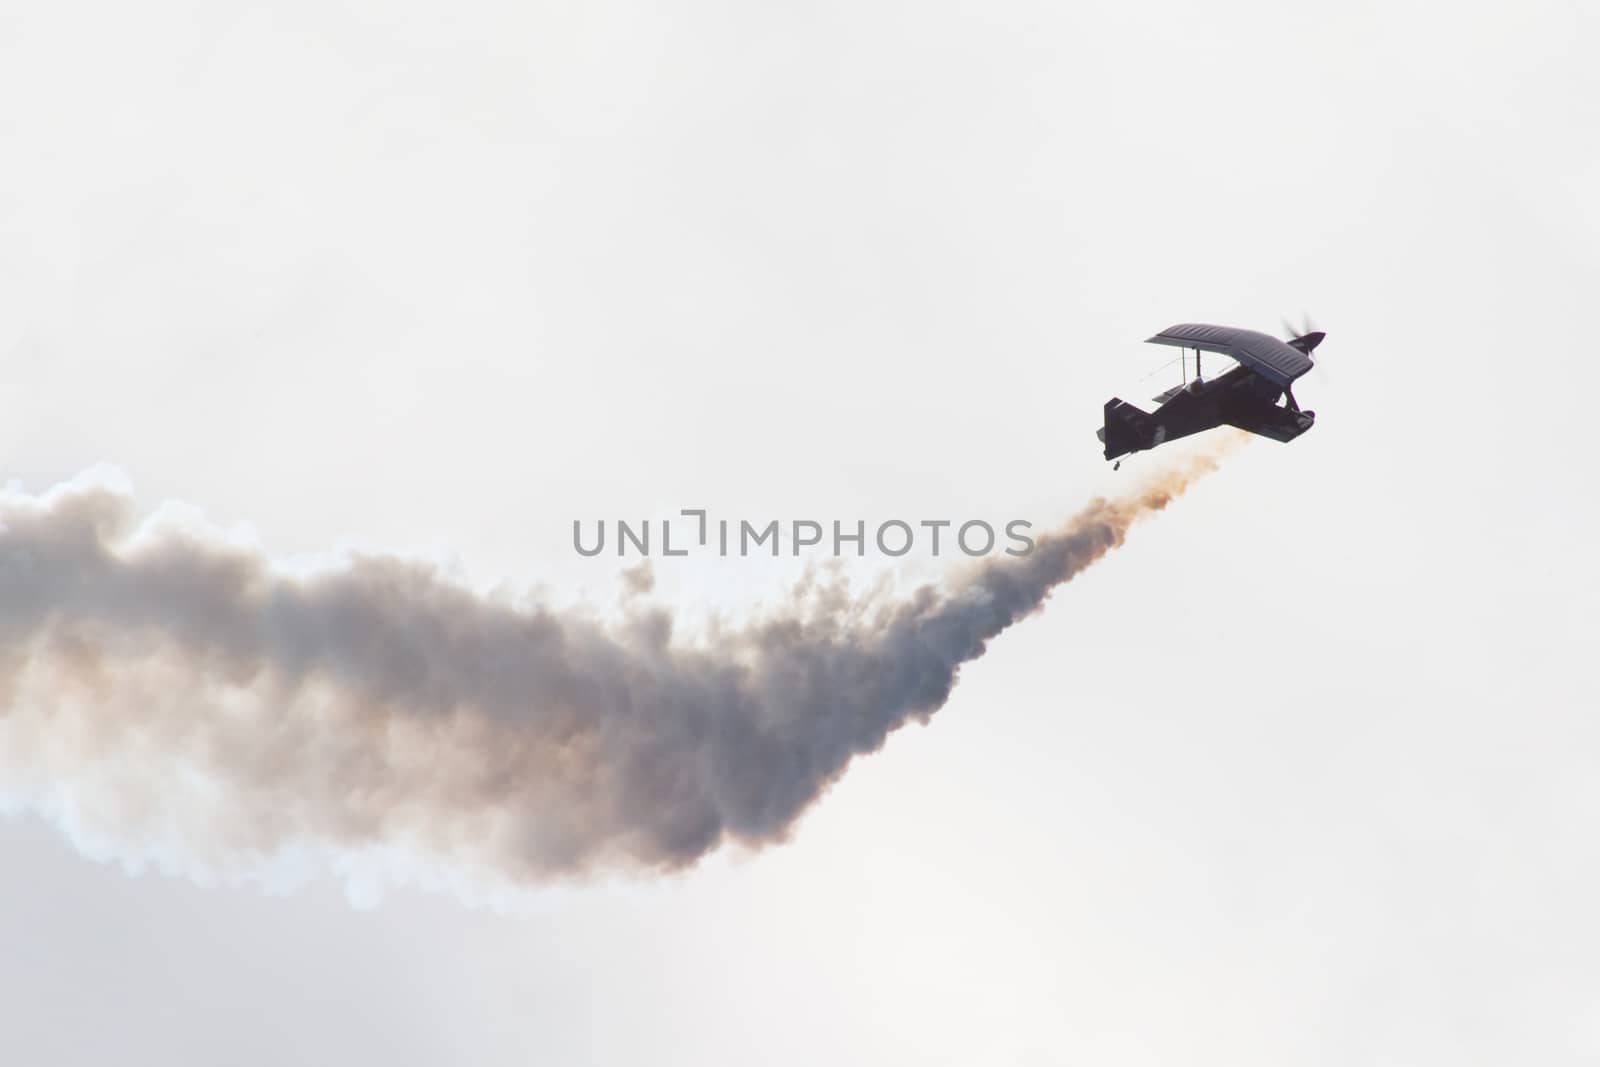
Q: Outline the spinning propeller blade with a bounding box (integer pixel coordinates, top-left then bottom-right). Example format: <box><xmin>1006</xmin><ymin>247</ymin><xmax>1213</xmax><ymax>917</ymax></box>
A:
<box><xmin>1282</xmin><ymin>312</ymin><xmax>1327</xmax><ymax>376</ymax></box>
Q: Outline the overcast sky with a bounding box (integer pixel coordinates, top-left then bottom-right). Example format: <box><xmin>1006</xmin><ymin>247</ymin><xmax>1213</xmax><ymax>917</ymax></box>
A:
<box><xmin>2</xmin><ymin>0</ymin><xmax>1598</xmax><ymax>1063</ymax></box>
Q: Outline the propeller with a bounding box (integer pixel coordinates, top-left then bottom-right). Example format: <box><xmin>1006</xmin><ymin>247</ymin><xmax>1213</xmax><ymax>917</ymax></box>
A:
<box><xmin>1282</xmin><ymin>312</ymin><xmax>1328</xmax><ymax>378</ymax></box>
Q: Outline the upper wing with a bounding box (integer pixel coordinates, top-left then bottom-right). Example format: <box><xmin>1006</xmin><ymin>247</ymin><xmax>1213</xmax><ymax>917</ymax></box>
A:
<box><xmin>1146</xmin><ymin>323</ymin><xmax>1313</xmax><ymax>389</ymax></box>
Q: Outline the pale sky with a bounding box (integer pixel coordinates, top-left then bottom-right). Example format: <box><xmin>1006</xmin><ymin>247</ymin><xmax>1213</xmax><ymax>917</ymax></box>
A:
<box><xmin>2</xmin><ymin>0</ymin><xmax>1598</xmax><ymax>1063</ymax></box>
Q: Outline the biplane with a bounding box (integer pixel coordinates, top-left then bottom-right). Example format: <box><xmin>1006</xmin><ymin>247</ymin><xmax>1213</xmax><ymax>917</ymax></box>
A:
<box><xmin>1098</xmin><ymin>322</ymin><xmax>1324</xmax><ymax>465</ymax></box>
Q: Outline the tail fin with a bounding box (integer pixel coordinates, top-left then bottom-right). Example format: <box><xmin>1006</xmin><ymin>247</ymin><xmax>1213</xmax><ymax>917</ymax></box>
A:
<box><xmin>1100</xmin><ymin>398</ymin><xmax>1152</xmax><ymax>461</ymax></box>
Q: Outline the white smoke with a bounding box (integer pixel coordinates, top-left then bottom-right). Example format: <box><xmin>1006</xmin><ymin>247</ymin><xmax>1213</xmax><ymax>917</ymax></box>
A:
<box><xmin>0</xmin><ymin>448</ymin><xmax>1229</xmax><ymax>898</ymax></box>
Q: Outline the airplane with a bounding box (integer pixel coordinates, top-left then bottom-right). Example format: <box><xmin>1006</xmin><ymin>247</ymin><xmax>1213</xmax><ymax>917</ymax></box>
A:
<box><xmin>1098</xmin><ymin>322</ymin><xmax>1324</xmax><ymax>466</ymax></box>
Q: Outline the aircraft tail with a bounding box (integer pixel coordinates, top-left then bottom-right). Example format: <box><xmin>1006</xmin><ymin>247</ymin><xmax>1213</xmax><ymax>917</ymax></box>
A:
<box><xmin>1099</xmin><ymin>398</ymin><xmax>1153</xmax><ymax>461</ymax></box>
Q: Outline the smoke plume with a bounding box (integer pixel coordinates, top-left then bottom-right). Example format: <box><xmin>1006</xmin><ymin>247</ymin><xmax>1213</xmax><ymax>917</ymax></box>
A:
<box><xmin>0</xmin><ymin>448</ymin><xmax>1227</xmax><ymax>894</ymax></box>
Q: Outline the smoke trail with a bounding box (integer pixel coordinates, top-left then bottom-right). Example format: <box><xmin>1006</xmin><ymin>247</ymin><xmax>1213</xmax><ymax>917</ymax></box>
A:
<box><xmin>0</xmin><ymin>447</ymin><xmax>1228</xmax><ymax>893</ymax></box>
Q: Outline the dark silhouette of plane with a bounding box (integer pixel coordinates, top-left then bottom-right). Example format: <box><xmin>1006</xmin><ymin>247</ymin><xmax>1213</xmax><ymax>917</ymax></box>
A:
<box><xmin>1099</xmin><ymin>322</ymin><xmax>1324</xmax><ymax>466</ymax></box>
